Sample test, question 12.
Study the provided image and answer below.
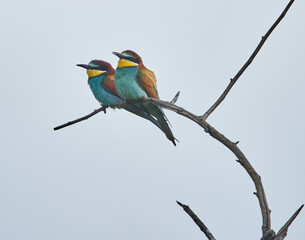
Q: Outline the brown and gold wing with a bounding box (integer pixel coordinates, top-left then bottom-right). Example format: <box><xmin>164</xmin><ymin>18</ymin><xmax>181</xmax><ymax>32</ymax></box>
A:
<box><xmin>136</xmin><ymin>68</ymin><xmax>160</xmax><ymax>99</ymax></box>
<box><xmin>102</xmin><ymin>75</ymin><xmax>120</xmax><ymax>97</ymax></box>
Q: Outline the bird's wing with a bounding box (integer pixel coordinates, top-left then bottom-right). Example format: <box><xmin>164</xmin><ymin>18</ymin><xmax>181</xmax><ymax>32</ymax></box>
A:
<box><xmin>136</xmin><ymin>69</ymin><xmax>160</xmax><ymax>99</ymax></box>
<box><xmin>137</xmin><ymin>68</ymin><xmax>173</xmax><ymax>127</ymax></box>
<box><xmin>102</xmin><ymin>75</ymin><xmax>120</xmax><ymax>97</ymax></box>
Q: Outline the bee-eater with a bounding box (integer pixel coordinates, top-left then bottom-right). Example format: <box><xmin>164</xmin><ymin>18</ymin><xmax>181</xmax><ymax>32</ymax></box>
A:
<box><xmin>113</xmin><ymin>50</ymin><xmax>176</xmax><ymax>146</ymax></box>
<box><xmin>77</xmin><ymin>60</ymin><xmax>162</xmax><ymax>130</ymax></box>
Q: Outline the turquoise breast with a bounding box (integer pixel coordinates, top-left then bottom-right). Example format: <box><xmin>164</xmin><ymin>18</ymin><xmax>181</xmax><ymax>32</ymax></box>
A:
<box><xmin>88</xmin><ymin>75</ymin><xmax>123</xmax><ymax>106</ymax></box>
<box><xmin>115</xmin><ymin>66</ymin><xmax>147</xmax><ymax>100</ymax></box>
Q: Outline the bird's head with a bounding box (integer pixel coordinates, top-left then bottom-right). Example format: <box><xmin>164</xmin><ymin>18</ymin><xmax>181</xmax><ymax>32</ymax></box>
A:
<box><xmin>112</xmin><ymin>50</ymin><xmax>143</xmax><ymax>68</ymax></box>
<box><xmin>77</xmin><ymin>60</ymin><xmax>115</xmax><ymax>78</ymax></box>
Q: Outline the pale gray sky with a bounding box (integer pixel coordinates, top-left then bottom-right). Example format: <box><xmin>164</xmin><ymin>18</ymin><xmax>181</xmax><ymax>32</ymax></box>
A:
<box><xmin>0</xmin><ymin>0</ymin><xmax>304</xmax><ymax>239</ymax></box>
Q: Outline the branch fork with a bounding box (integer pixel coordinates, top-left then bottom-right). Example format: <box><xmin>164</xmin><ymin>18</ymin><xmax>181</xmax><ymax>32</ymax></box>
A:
<box><xmin>54</xmin><ymin>1</ymin><xmax>301</xmax><ymax>239</ymax></box>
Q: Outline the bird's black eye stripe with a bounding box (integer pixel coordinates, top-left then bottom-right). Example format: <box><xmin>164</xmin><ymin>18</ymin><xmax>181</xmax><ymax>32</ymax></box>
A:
<box><xmin>125</xmin><ymin>56</ymin><xmax>140</xmax><ymax>64</ymax></box>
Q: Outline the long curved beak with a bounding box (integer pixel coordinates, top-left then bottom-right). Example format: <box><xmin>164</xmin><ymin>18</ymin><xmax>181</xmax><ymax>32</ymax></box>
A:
<box><xmin>112</xmin><ymin>51</ymin><xmax>124</xmax><ymax>59</ymax></box>
<box><xmin>76</xmin><ymin>64</ymin><xmax>90</xmax><ymax>69</ymax></box>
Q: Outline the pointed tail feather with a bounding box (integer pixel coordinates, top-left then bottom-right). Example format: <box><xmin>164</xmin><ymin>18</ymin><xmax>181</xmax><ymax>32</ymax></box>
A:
<box><xmin>159</xmin><ymin>107</ymin><xmax>172</xmax><ymax>128</ymax></box>
<box><xmin>124</xmin><ymin>104</ymin><xmax>162</xmax><ymax>130</ymax></box>
<box><xmin>144</xmin><ymin>103</ymin><xmax>176</xmax><ymax>146</ymax></box>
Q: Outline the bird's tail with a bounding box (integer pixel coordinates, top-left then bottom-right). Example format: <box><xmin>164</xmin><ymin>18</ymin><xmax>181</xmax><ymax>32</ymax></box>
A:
<box><xmin>124</xmin><ymin>104</ymin><xmax>162</xmax><ymax>130</ymax></box>
<box><xmin>144</xmin><ymin>103</ymin><xmax>176</xmax><ymax>146</ymax></box>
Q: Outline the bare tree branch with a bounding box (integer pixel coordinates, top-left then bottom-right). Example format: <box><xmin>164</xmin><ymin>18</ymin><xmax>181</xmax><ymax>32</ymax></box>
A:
<box><xmin>54</xmin><ymin>96</ymin><xmax>303</xmax><ymax>239</ymax></box>
<box><xmin>176</xmin><ymin>201</ymin><xmax>216</xmax><ymax>240</ymax></box>
<box><xmin>261</xmin><ymin>230</ymin><xmax>276</xmax><ymax>240</ymax></box>
<box><xmin>137</xmin><ymin>97</ymin><xmax>302</xmax><ymax>237</ymax></box>
<box><xmin>53</xmin><ymin>106</ymin><xmax>107</xmax><ymax>131</ymax></box>
<box><xmin>201</xmin><ymin>0</ymin><xmax>295</xmax><ymax>121</ymax></box>
<box><xmin>53</xmin><ymin>1</ymin><xmax>299</xmax><ymax>239</ymax></box>
<box><xmin>54</xmin><ymin>93</ymin><xmax>181</xmax><ymax>131</ymax></box>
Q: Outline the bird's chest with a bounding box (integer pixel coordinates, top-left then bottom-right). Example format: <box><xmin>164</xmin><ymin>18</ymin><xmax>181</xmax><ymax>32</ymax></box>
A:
<box><xmin>115</xmin><ymin>68</ymin><xmax>146</xmax><ymax>100</ymax></box>
<box><xmin>89</xmin><ymin>78</ymin><xmax>122</xmax><ymax>106</ymax></box>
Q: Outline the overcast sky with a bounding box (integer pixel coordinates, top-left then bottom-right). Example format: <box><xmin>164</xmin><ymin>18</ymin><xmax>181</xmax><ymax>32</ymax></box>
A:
<box><xmin>1</xmin><ymin>0</ymin><xmax>304</xmax><ymax>239</ymax></box>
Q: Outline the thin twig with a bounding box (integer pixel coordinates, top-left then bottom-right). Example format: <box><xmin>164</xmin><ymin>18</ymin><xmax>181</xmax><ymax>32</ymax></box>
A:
<box><xmin>53</xmin><ymin>106</ymin><xmax>106</xmax><ymax>131</ymax></box>
<box><xmin>54</xmin><ymin>93</ymin><xmax>181</xmax><ymax>131</ymax></box>
<box><xmin>177</xmin><ymin>201</ymin><xmax>216</xmax><ymax>240</ymax></box>
<box><xmin>170</xmin><ymin>91</ymin><xmax>180</xmax><ymax>104</ymax></box>
<box><xmin>272</xmin><ymin>204</ymin><xmax>304</xmax><ymax>240</ymax></box>
<box><xmin>201</xmin><ymin>0</ymin><xmax>295</xmax><ymax>121</ymax></box>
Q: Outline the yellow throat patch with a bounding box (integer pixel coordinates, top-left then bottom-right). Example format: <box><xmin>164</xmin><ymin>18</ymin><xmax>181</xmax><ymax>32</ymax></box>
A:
<box><xmin>87</xmin><ymin>69</ymin><xmax>106</xmax><ymax>78</ymax></box>
<box><xmin>117</xmin><ymin>59</ymin><xmax>138</xmax><ymax>68</ymax></box>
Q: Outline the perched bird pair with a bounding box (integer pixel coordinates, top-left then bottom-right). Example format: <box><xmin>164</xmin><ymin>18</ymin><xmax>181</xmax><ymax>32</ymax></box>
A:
<box><xmin>77</xmin><ymin>50</ymin><xmax>176</xmax><ymax>146</ymax></box>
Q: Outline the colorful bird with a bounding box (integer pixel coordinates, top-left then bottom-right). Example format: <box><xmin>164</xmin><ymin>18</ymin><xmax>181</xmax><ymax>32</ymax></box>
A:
<box><xmin>77</xmin><ymin>60</ymin><xmax>162</xmax><ymax>130</ymax></box>
<box><xmin>113</xmin><ymin>50</ymin><xmax>176</xmax><ymax>146</ymax></box>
